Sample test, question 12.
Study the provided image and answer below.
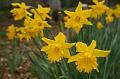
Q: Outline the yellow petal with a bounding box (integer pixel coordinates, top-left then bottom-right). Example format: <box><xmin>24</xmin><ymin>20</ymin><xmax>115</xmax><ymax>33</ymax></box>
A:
<box><xmin>93</xmin><ymin>49</ymin><xmax>110</xmax><ymax>57</ymax></box>
<box><xmin>41</xmin><ymin>46</ymin><xmax>49</xmax><ymax>52</ymax></box>
<box><xmin>64</xmin><ymin>43</ymin><xmax>75</xmax><ymax>48</ymax></box>
<box><xmin>42</xmin><ymin>8</ymin><xmax>50</xmax><ymax>13</ymax></box>
<box><xmin>12</xmin><ymin>2</ymin><xmax>26</xmax><ymax>7</ymax></box>
<box><xmin>87</xmin><ymin>21</ymin><xmax>93</xmax><ymax>25</ymax></box>
<box><xmin>26</xmin><ymin>11</ymin><xmax>32</xmax><ymax>16</ymax></box>
<box><xmin>38</xmin><ymin>4</ymin><xmax>42</xmax><ymax>9</ymax></box>
<box><xmin>89</xmin><ymin>40</ymin><xmax>96</xmax><ymax>49</ymax></box>
<box><xmin>12</xmin><ymin>3</ymin><xmax>21</xmax><ymax>6</ymax></box>
<box><xmin>88</xmin><ymin>5</ymin><xmax>95</xmax><ymax>8</ymax></box>
<box><xmin>64</xmin><ymin>10</ymin><xmax>74</xmax><ymax>17</ymax></box>
<box><xmin>44</xmin><ymin>21</ymin><xmax>51</xmax><ymax>28</ymax></box>
<box><xmin>40</xmin><ymin>30</ymin><xmax>44</xmax><ymax>37</ymax></box>
<box><xmin>99</xmin><ymin>0</ymin><xmax>105</xmax><ymax>4</ymax></box>
<box><xmin>42</xmin><ymin>37</ymin><xmax>54</xmax><ymax>44</ymax></box>
<box><xmin>83</xmin><ymin>10</ymin><xmax>92</xmax><ymax>18</ymax></box>
<box><xmin>76</xmin><ymin>42</ymin><xmax>88</xmax><ymax>53</ymax></box>
<box><xmin>92</xmin><ymin>0</ymin><xmax>98</xmax><ymax>4</ymax></box>
<box><xmin>75</xmin><ymin>2</ymin><xmax>82</xmax><ymax>12</ymax></box>
<box><xmin>46</xmin><ymin>15</ymin><xmax>52</xmax><ymax>19</ymax></box>
<box><xmin>68</xmin><ymin>54</ymin><xmax>80</xmax><ymax>63</ymax></box>
<box><xmin>55</xmin><ymin>32</ymin><xmax>66</xmax><ymax>43</ymax></box>
<box><xmin>62</xmin><ymin>49</ymin><xmax>71</xmax><ymax>58</ymax></box>
<box><xmin>74</xmin><ymin>25</ymin><xmax>82</xmax><ymax>34</ymax></box>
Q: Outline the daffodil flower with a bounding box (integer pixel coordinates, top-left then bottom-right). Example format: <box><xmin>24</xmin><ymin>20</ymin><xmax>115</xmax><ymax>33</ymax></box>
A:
<box><xmin>68</xmin><ymin>40</ymin><xmax>110</xmax><ymax>73</ymax></box>
<box><xmin>10</xmin><ymin>2</ymin><xmax>32</xmax><ymax>21</ymax></box>
<box><xmin>64</xmin><ymin>2</ymin><xmax>92</xmax><ymax>34</ymax></box>
<box><xmin>31</xmin><ymin>4</ymin><xmax>51</xmax><ymax>20</ymax></box>
<box><xmin>41</xmin><ymin>32</ymin><xmax>75</xmax><ymax>62</ymax></box>
<box><xmin>89</xmin><ymin>0</ymin><xmax>109</xmax><ymax>19</ymax></box>
<box><xmin>113</xmin><ymin>4</ymin><xmax>120</xmax><ymax>18</ymax></box>
<box><xmin>6</xmin><ymin>25</ymin><xmax>16</xmax><ymax>40</ymax></box>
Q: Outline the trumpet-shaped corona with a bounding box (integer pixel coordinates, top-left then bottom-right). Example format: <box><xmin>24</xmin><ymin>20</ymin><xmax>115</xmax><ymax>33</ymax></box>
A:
<box><xmin>41</xmin><ymin>32</ymin><xmax>75</xmax><ymax>62</ymax></box>
<box><xmin>68</xmin><ymin>40</ymin><xmax>110</xmax><ymax>73</ymax></box>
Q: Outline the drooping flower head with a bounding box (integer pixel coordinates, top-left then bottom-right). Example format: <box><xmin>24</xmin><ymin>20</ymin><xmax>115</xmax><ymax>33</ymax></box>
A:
<box><xmin>89</xmin><ymin>0</ymin><xmax>109</xmax><ymax>19</ymax></box>
<box><xmin>10</xmin><ymin>2</ymin><xmax>32</xmax><ymax>21</ymax></box>
<box><xmin>64</xmin><ymin>2</ymin><xmax>92</xmax><ymax>34</ymax></box>
<box><xmin>68</xmin><ymin>40</ymin><xmax>110</xmax><ymax>73</ymax></box>
<box><xmin>41</xmin><ymin>32</ymin><xmax>75</xmax><ymax>62</ymax></box>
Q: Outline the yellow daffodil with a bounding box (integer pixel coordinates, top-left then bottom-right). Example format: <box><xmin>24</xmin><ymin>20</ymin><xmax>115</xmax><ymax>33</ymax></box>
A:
<box><xmin>113</xmin><ymin>4</ymin><xmax>120</xmax><ymax>18</ymax></box>
<box><xmin>17</xmin><ymin>27</ymin><xmax>31</xmax><ymax>41</ymax></box>
<box><xmin>89</xmin><ymin>0</ymin><xmax>109</xmax><ymax>19</ymax></box>
<box><xmin>10</xmin><ymin>2</ymin><xmax>32</xmax><ymax>21</ymax></box>
<box><xmin>68</xmin><ymin>40</ymin><xmax>110</xmax><ymax>73</ymax></box>
<box><xmin>31</xmin><ymin>4</ymin><xmax>51</xmax><ymax>20</ymax></box>
<box><xmin>9</xmin><ymin>7</ymin><xmax>51</xmax><ymax>42</ymax></box>
<box><xmin>64</xmin><ymin>2</ymin><xmax>92</xmax><ymax>34</ymax></box>
<box><xmin>6</xmin><ymin>25</ymin><xmax>16</xmax><ymax>40</ymax></box>
<box><xmin>106</xmin><ymin>15</ymin><xmax>114</xmax><ymax>24</ymax></box>
<box><xmin>105</xmin><ymin>8</ymin><xmax>114</xmax><ymax>24</ymax></box>
<box><xmin>97</xmin><ymin>21</ymin><xmax>103</xmax><ymax>29</ymax></box>
<box><xmin>24</xmin><ymin>16</ymin><xmax>51</xmax><ymax>37</ymax></box>
<box><xmin>41</xmin><ymin>32</ymin><xmax>75</xmax><ymax>62</ymax></box>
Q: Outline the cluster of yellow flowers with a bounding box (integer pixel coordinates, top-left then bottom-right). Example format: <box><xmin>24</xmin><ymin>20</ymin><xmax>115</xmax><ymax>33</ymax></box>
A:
<box><xmin>64</xmin><ymin>0</ymin><xmax>120</xmax><ymax>31</ymax></box>
<box><xmin>7</xmin><ymin>2</ymin><xmax>51</xmax><ymax>41</ymax></box>
<box><xmin>7</xmin><ymin>0</ymin><xmax>120</xmax><ymax>73</ymax></box>
<box><xmin>41</xmin><ymin>32</ymin><xmax>110</xmax><ymax>73</ymax></box>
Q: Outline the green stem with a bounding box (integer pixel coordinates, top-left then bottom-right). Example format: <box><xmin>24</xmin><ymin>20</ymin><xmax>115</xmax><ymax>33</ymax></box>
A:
<box><xmin>103</xmin><ymin>57</ymin><xmax>108</xmax><ymax>79</ymax></box>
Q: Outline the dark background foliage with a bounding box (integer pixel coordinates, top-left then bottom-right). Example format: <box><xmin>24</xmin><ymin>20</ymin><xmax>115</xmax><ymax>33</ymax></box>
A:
<box><xmin>0</xmin><ymin>0</ymin><xmax>120</xmax><ymax>27</ymax></box>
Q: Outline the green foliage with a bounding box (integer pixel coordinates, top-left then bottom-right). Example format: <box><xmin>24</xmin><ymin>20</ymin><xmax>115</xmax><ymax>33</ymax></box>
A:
<box><xmin>3</xmin><ymin>40</ymin><xmax>22</xmax><ymax>74</ymax></box>
<box><xmin>25</xmin><ymin>18</ymin><xmax>120</xmax><ymax>79</ymax></box>
<box><xmin>1</xmin><ymin>0</ymin><xmax>120</xmax><ymax>79</ymax></box>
